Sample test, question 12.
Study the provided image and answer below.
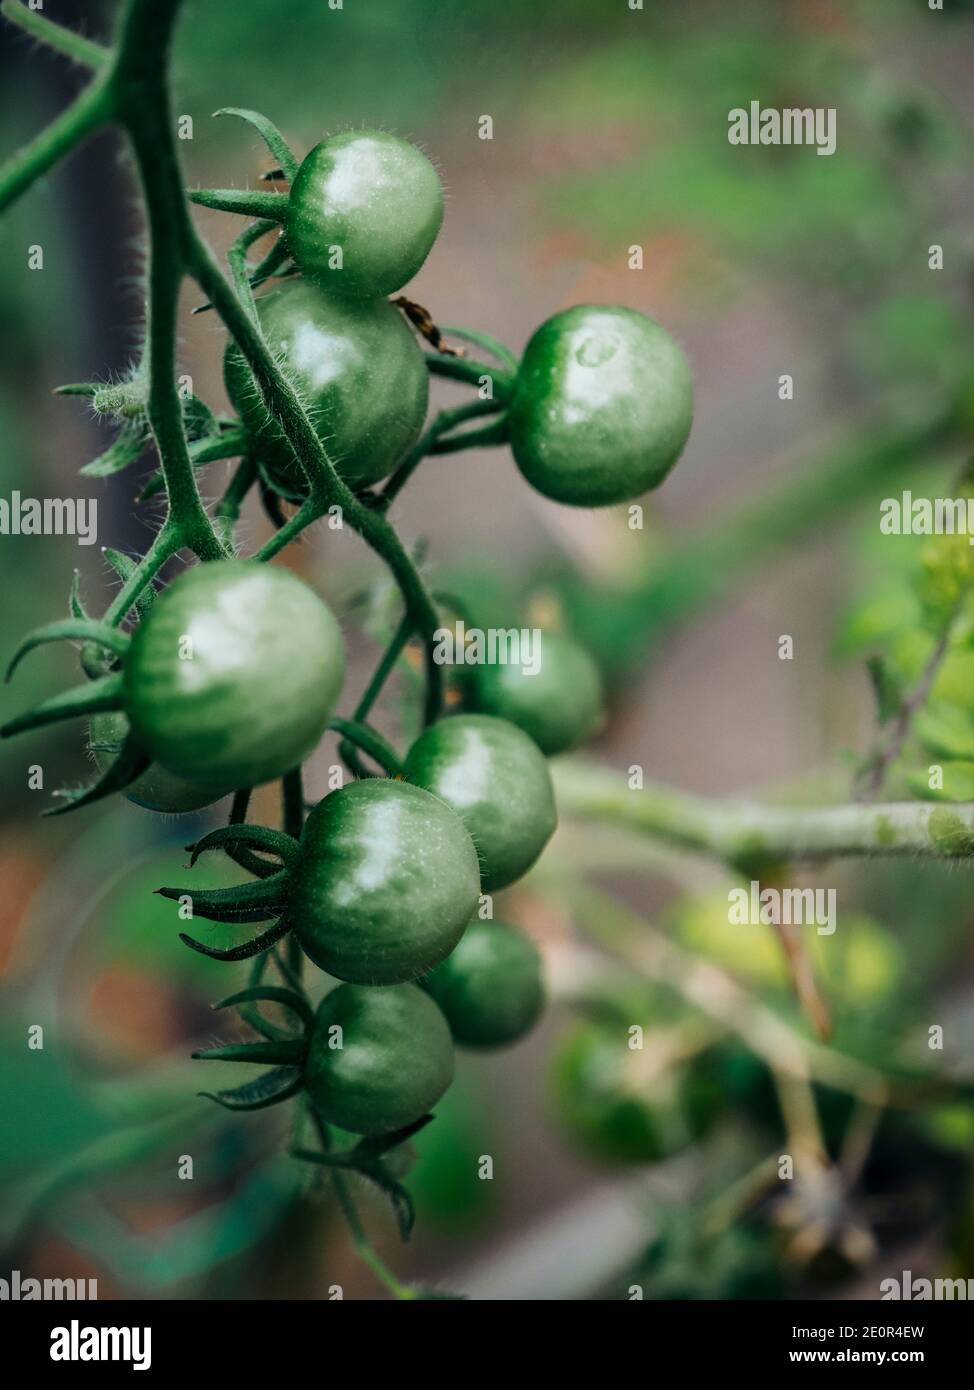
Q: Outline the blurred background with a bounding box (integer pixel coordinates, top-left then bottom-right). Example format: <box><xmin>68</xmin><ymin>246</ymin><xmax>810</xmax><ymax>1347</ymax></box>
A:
<box><xmin>1</xmin><ymin>0</ymin><xmax>973</xmax><ymax>1300</ymax></box>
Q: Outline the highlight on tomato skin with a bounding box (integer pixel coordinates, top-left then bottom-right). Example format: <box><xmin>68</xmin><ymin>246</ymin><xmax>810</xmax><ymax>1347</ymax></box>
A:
<box><xmin>123</xmin><ymin>561</ymin><xmax>346</xmax><ymax>791</ymax></box>
<box><xmin>403</xmin><ymin>714</ymin><xmax>557</xmax><ymax>892</ymax></box>
<box><xmin>288</xmin><ymin>130</ymin><xmax>445</xmax><ymax>300</ymax></box>
<box><xmin>508</xmin><ymin>305</ymin><xmax>694</xmax><ymax>509</ymax></box>
<box><xmin>289</xmin><ymin>778</ymin><xmax>482</xmax><ymax>985</ymax></box>
<box><xmin>224</xmin><ymin>280</ymin><xmax>429</xmax><ymax>499</ymax></box>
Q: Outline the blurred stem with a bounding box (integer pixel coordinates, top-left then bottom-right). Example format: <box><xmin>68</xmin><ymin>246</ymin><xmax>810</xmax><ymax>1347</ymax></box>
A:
<box><xmin>1</xmin><ymin>0</ymin><xmax>109</xmax><ymax>68</ymax></box>
<box><xmin>588</xmin><ymin>412</ymin><xmax>960</xmax><ymax>676</ymax></box>
<box><xmin>0</xmin><ymin>74</ymin><xmax>113</xmax><ymax>212</ymax></box>
<box><xmin>379</xmin><ymin>398</ymin><xmax>504</xmax><ymax>507</ymax></box>
<box><xmin>856</xmin><ymin>622</ymin><xmax>956</xmax><ymax>800</ymax></box>
<box><xmin>186</xmin><ymin>230</ymin><xmax>445</xmax><ymax>724</ymax></box>
<box><xmin>305</xmin><ymin>1102</ymin><xmax>413</xmax><ymax>1300</ymax></box>
<box><xmin>556</xmin><ymin>879</ymin><xmax>892</xmax><ymax>1106</ymax></box>
<box><xmin>339</xmin><ymin>614</ymin><xmax>414</xmax><ymax>777</ymax></box>
<box><xmin>331</xmin><ymin>1172</ymin><xmax>416</xmax><ymax>1301</ymax></box>
<box><xmin>329</xmin><ymin>718</ymin><xmax>403</xmax><ymax>778</ymax></box>
<box><xmin>553</xmin><ymin>761</ymin><xmax>974</xmax><ymax>863</ymax></box>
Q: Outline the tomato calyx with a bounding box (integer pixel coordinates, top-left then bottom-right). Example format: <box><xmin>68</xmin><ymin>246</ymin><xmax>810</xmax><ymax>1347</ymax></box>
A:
<box><xmin>291</xmin><ymin>1113</ymin><xmax>433</xmax><ymax>1241</ymax></box>
<box><xmin>191</xmin><ymin>982</ymin><xmax>438</xmax><ymax>1239</ymax></box>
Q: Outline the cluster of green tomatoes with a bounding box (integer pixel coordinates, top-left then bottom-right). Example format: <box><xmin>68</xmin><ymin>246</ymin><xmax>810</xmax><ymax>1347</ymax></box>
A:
<box><xmin>3</xmin><ymin>129</ymin><xmax>693</xmax><ymax>1151</ymax></box>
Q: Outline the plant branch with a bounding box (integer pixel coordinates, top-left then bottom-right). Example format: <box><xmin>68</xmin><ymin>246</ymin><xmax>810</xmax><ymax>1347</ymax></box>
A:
<box><xmin>2</xmin><ymin>0</ymin><xmax>110</xmax><ymax>69</ymax></box>
<box><xmin>552</xmin><ymin>760</ymin><xmax>974</xmax><ymax>863</ymax></box>
<box><xmin>0</xmin><ymin>70</ymin><xmax>113</xmax><ymax>212</ymax></box>
<box><xmin>856</xmin><ymin>626</ymin><xmax>955</xmax><ymax>801</ymax></box>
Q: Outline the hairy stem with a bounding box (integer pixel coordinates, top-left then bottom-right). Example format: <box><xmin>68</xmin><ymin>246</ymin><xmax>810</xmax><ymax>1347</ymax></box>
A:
<box><xmin>0</xmin><ymin>72</ymin><xmax>113</xmax><ymax>212</ymax></box>
<box><xmin>2</xmin><ymin>0</ymin><xmax>110</xmax><ymax>68</ymax></box>
<box><xmin>552</xmin><ymin>761</ymin><xmax>974</xmax><ymax>863</ymax></box>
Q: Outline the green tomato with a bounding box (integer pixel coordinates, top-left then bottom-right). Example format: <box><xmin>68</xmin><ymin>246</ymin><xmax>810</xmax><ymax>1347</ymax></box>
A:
<box><xmin>123</xmin><ymin>561</ymin><xmax>344</xmax><ymax>790</ymax></box>
<box><xmin>551</xmin><ymin>1021</ymin><xmax>716</xmax><ymax>1165</ymax></box>
<box><xmin>288</xmin><ymin>131</ymin><xmax>444</xmax><ymax>299</ymax></box>
<box><xmin>305</xmin><ymin>983</ymin><xmax>454</xmax><ymax>1136</ymax></box>
<box><xmin>290</xmin><ymin>778</ymin><xmax>481</xmax><ymax>984</ymax></box>
<box><xmin>223</xmin><ymin>279</ymin><xmax>429</xmax><ymax>500</ymax></box>
<box><xmin>420</xmin><ymin>919</ymin><xmax>544</xmax><ymax>1048</ymax></box>
<box><xmin>404</xmin><ymin>714</ymin><xmax>557</xmax><ymax>892</ymax></box>
<box><xmin>88</xmin><ymin>711</ymin><xmax>233</xmax><ymax>814</ymax></box>
<box><xmin>509</xmin><ymin>305</ymin><xmax>693</xmax><ymax>507</ymax></box>
<box><xmin>464</xmin><ymin>631</ymin><xmax>604</xmax><ymax>755</ymax></box>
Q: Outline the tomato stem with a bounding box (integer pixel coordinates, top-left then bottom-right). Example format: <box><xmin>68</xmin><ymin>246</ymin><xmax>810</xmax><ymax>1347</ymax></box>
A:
<box><xmin>328</xmin><ymin>718</ymin><xmax>403</xmax><ymax>779</ymax></box>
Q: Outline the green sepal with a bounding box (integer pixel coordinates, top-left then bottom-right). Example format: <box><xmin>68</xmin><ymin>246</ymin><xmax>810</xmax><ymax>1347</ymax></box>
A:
<box><xmin>178</xmin><ymin>914</ymin><xmax>291</xmax><ymax>962</ymax></box>
<box><xmin>188</xmin><ymin>823</ymin><xmax>299</xmax><ymax>871</ymax></box>
<box><xmin>140</xmin><ymin>427</ymin><xmax>249</xmax><ymax>500</ymax></box>
<box><xmin>80</xmin><ymin>426</ymin><xmax>147</xmax><ymax>478</ymax></box>
<box><xmin>213</xmin><ymin>984</ymin><xmax>312</xmax><ymax>1034</ymax></box>
<box><xmin>103</xmin><ymin>548</ymin><xmax>156</xmax><ymax>618</ymax></box>
<box><xmin>1</xmin><ymin>670</ymin><xmax>124</xmax><ymax>738</ymax></box>
<box><xmin>352</xmin><ymin>1164</ymin><xmax>417</xmax><ymax>1242</ymax></box>
<box><xmin>212</xmin><ymin>107</ymin><xmax>300</xmax><ymax>181</ymax></box>
<box><xmin>187</xmin><ymin>188</ymin><xmax>289</xmax><ymax>220</ymax></box>
<box><xmin>293</xmin><ymin>1116</ymin><xmax>432</xmax><ymax>1241</ymax></box>
<box><xmin>182</xmin><ymin>393</ymin><xmax>216</xmax><ymax>441</ymax></box>
<box><xmin>5</xmin><ymin>619</ymin><xmax>130</xmax><ymax>682</ymax></box>
<box><xmin>54</xmin><ymin>382</ymin><xmax>99</xmax><ymax>397</ymax></box>
<box><xmin>192</xmin><ymin>1038</ymin><xmax>306</xmax><ymax>1067</ymax></box>
<box><xmin>157</xmin><ymin>869</ymin><xmax>288</xmax><ymax>923</ymax></box>
<box><xmin>69</xmin><ymin>571</ymin><xmax>88</xmax><ymax>621</ymax></box>
<box><xmin>199</xmin><ymin>1065</ymin><xmax>304</xmax><ymax>1112</ymax></box>
<box><xmin>192</xmin><ymin>260</ymin><xmax>297</xmax><ymax>316</ymax></box>
<box><xmin>45</xmin><ymin>731</ymin><xmax>150</xmax><ymax>817</ymax></box>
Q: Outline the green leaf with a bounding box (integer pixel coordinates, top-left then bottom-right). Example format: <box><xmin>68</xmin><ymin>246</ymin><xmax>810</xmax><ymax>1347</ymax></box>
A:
<box><xmin>914</xmin><ymin>702</ymin><xmax>974</xmax><ymax>760</ymax></box>
<box><xmin>907</xmin><ymin>760</ymin><xmax>974</xmax><ymax>802</ymax></box>
<box><xmin>81</xmin><ymin>427</ymin><xmax>148</xmax><ymax>479</ymax></box>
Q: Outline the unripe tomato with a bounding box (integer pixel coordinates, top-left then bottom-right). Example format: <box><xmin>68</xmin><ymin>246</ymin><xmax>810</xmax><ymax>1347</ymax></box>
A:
<box><xmin>288</xmin><ymin>131</ymin><xmax>444</xmax><ymax>299</ymax></box>
<box><xmin>421</xmin><ymin>919</ymin><xmax>544</xmax><ymax>1048</ymax></box>
<box><xmin>508</xmin><ymin>305</ymin><xmax>693</xmax><ymax>507</ymax></box>
<box><xmin>306</xmin><ymin>983</ymin><xmax>454</xmax><ymax>1136</ymax></box>
<box><xmin>123</xmin><ymin>562</ymin><xmax>344</xmax><ymax>790</ymax></box>
<box><xmin>88</xmin><ymin>711</ymin><xmax>234</xmax><ymax>813</ymax></box>
<box><xmin>465</xmin><ymin>632</ymin><xmax>604</xmax><ymax>755</ymax></box>
<box><xmin>551</xmin><ymin>1021</ymin><xmax>717</xmax><ymax>1164</ymax></box>
<box><xmin>223</xmin><ymin>280</ymin><xmax>428</xmax><ymax>499</ymax></box>
<box><xmin>403</xmin><ymin>714</ymin><xmax>557</xmax><ymax>891</ymax></box>
<box><xmin>290</xmin><ymin>779</ymin><xmax>481</xmax><ymax>984</ymax></box>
